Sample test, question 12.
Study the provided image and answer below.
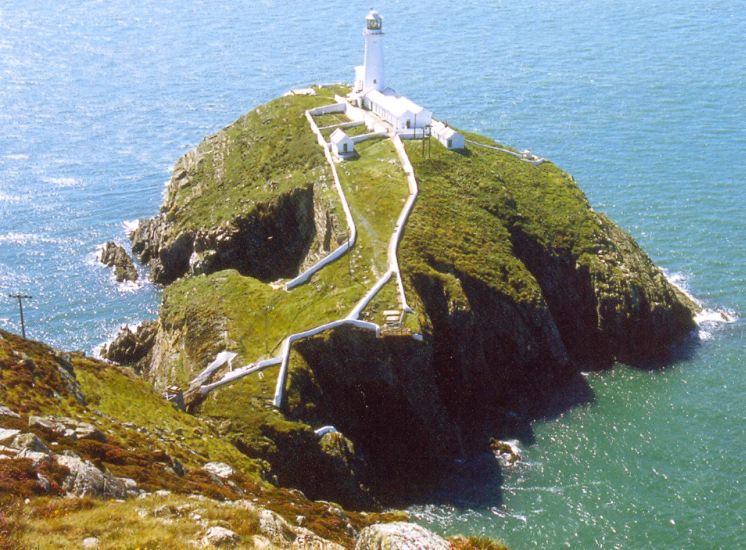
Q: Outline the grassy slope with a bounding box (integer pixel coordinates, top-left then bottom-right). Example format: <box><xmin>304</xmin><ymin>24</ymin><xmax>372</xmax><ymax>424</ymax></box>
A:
<box><xmin>0</xmin><ymin>330</ymin><xmax>404</xmax><ymax>548</ymax></box>
<box><xmin>400</xmin><ymin>132</ymin><xmax>597</xmax><ymax>307</ymax></box>
<box><xmin>164</xmin><ymin>85</ymin><xmax>349</xmax><ymax>236</ymax></box>
<box><xmin>162</xmin><ymin>132</ymin><xmax>411</xmax><ymax>453</ymax></box>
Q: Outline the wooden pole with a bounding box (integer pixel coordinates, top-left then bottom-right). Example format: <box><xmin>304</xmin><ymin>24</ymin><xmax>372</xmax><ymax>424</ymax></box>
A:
<box><xmin>8</xmin><ymin>294</ymin><xmax>32</xmax><ymax>338</ymax></box>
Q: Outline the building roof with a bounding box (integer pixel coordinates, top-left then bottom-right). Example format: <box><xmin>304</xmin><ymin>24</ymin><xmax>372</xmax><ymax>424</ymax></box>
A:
<box><xmin>432</xmin><ymin>120</ymin><xmax>459</xmax><ymax>139</ymax></box>
<box><xmin>364</xmin><ymin>88</ymin><xmax>429</xmax><ymax>118</ymax></box>
<box><xmin>330</xmin><ymin>128</ymin><xmax>352</xmax><ymax>144</ymax></box>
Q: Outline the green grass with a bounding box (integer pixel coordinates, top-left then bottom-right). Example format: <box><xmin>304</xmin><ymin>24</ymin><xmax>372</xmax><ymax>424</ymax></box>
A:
<box><xmin>166</xmin><ymin>87</ymin><xmax>350</xmax><ymax>235</ymax></box>
<box><xmin>399</xmin><ymin>133</ymin><xmax>602</xmax><ymax>306</ymax></box>
<box><xmin>19</xmin><ymin>494</ymin><xmax>260</xmax><ymax>550</ymax></box>
<box><xmin>160</xmin><ymin>128</ymin><xmax>411</xmax><ymax>451</ymax></box>
<box><xmin>313</xmin><ymin>111</ymin><xmax>350</xmax><ymax>128</ymax></box>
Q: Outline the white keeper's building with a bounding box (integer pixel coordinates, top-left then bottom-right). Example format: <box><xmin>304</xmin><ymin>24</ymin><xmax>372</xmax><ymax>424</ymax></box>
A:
<box><xmin>349</xmin><ymin>10</ymin><xmax>461</xmax><ymax>147</ymax></box>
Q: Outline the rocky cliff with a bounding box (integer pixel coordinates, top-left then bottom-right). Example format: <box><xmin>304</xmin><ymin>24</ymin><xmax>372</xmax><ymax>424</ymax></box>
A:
<box><xmin>119</xmin><ymin>85</ymin><xmax>697</xmax><ymax>507</ymax></box>
<box><xmin>130</xmin><ymin>91</ymin><xmax>346</xmax><ymax>285</ymax></box>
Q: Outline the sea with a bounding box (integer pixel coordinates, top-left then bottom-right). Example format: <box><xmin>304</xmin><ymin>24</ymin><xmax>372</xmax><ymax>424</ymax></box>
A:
<box><xmin>1</xmin><ymin>1</ymin><xmax>743</xmax><ymax>548</ymax></box>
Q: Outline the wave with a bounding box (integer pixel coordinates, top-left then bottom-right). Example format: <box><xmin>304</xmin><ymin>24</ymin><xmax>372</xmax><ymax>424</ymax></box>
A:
<box><xmin>41</xmin><ymin>176</ymin><xmax>81</xmax><ymax>187</ymax></box>
<box><xmin>4</xmin><ymin>154</ymin><xmax>29</xmax><ymax>161</ymax></box>
<box><xmin>662</xmin><ymin>269</ymin><xmax>738</xmax><ymax>340</ymax></box>
<box><xmin>0</xmin><ymin>192</ymin><xmax>25</xmax><ymax>203</ymax></box>
<box><xmin>122</xmin><ymin>219</ymin><xmax>140</xmax><ymax>237</ymax></box>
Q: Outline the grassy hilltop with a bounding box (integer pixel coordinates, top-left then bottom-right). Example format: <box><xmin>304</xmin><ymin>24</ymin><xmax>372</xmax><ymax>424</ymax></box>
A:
<box><xmin>0</xmin><ymin>83</ymin><xmax>693</xmax><ymax>548</ymax></box>
<box><xmin>124</xmin><ymin>85</ymin><xmax>696</xmax><ymax>507</ymax></box>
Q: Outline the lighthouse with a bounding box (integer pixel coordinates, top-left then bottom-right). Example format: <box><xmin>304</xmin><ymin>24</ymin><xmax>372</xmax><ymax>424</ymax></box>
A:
<box><xmin>354</xmin><ymin>10</ymin><xmax>384</xmax><ymax>93</ymax></box>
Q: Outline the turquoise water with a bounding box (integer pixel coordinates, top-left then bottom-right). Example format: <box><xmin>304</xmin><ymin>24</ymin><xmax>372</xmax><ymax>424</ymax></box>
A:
<box><xmin>1</xmin><ymin>1</ymin><xmax>743</xmax><ymax>547</ymax></box>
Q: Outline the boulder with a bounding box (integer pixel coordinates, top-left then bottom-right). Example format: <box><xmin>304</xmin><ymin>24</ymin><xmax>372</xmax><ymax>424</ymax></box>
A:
<box><xmin>73</xmin><ymin>422</ymin><xmax>107</xmax><ymax>442</ymax></box>
<box><xmin>0</xmin><ymin>405</ymin><xmax>20</xmax><ymax>419</ymax></box>
<box><xmin>250</xmin><ymin>535</ymin><xmax>274</xmax><ymax>549</ymax></box>
<box><xmin>257</xmin><ymin>508</ymin><xmax>297</xmax><ymax>545</ymax></box>
<box><xmin>201</xmin><ymin>462</ymin><xmax>234</xmax><ymax>479</ymax></box>
<box><xmin>100</xmin><ymin>321</ymin><xmax>157</xmax><ymax>371</ymax></box>
<box><xmin>291</xmin><ymin>527</ymin><xmax>346</xmax><ymax>549</ymax></box>
<box><xmin>55</xmin><ymin>453</ymin><xmax>135</xmax><ymax>499</ymax></box>
<box><xmin>82</xmin><ymin>537</ymin><xmax>100</xmax><ymax>549</ymax></box>
<box><xmin>200</xmin><ymin>526</ymin><xmax>240</xmax><ymax>547</ymax></box>
<box><xmin>18</xmin><ymin>449</ymin><xmax>53</xmax><ymax>467</ymax></box>
<box><xmin>0</xmin><ymin>428</ymin><xmax>21</xmax><ymax>446</ymax></box>
<box><xmin>355</xmin><ymin>522</ymin><xmax>450</xmax><ymax>550</ymax></box>
<box><xmin>100</xmin><ymin>241</ymin><xmax>138</xmax><ymax>282</ymax></box>
<box><xmin>12</xmin><ymin>432</ymin><xmax>51</xmax><ymax>454</ymax></box>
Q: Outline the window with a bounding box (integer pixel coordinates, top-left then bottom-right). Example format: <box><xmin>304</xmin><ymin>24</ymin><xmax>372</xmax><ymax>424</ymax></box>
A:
<box><xmin>447</xmin><ymin>139</ymin><xmax>452</xmax><ymax>148</ymax></box>
<box><xmin>406</xmin><ymin>119</ymin><xmax>411</xmax><ymax>129</ymax></box>
<box><xmin>343</xmin><ymin>143</ymin><xmax>348</xmax><ymax>153</ymax></box>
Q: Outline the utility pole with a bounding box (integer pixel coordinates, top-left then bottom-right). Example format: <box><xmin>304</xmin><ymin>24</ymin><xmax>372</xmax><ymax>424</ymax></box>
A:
<box><xmin>262</xmin><ymin>304</ymin><xmax>273</xmax><ymax>354</ymax></box>
<box><xmin>8</xmin><ymin>294</ymin><xmax>32</xmax><ymax>338</ymax></box>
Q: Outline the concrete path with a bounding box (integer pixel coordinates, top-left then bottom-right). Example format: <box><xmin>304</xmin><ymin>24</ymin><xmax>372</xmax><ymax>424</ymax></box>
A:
<box><xmin>464</xmin><ymin>138</ymin><xmax>545</xmax><ymax>165</ymax></box>
<box><xmin>187</xmin><ymin>101</ymin><xmax>422</xmax><ymax>409</ymax></box>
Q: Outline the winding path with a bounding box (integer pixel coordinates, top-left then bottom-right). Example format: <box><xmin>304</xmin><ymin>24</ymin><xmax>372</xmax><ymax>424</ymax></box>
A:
<box><xmin>187</xmin><ymin>101</ymin><xmax>421</xmax><ymax>409</ymax></box>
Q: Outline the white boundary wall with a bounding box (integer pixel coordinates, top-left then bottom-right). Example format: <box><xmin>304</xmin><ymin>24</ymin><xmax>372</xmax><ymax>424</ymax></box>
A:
<box><xmin>284</xmin><ymin>110</ymin><xmax>358</xmax><ymax>289</ymax></box>
<box><xmin>189</xmin><ymin>100</ymin><xmax>425</xmax><ymax>409</ymax></box>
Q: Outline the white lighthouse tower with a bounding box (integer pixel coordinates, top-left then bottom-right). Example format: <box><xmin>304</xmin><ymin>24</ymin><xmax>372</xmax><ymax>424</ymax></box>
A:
<box><xmin>354</xmin><ymin>10</ymin><xmax>384</xmax><ymax>93</ymax></box>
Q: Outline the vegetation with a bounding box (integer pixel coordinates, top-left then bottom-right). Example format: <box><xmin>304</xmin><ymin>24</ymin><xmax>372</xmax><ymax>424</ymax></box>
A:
<box><xmin>0</xmin><ymin>329</ymin><xmax>409</xmax><ymax>546</ymax></box>
<box><xmin>164</xmin><ymin>87</ymin><xmax>344</xmax><ymax>235</ymax></box>
<box><xmin>160</xmin><ymin>127</ymin><xmax>412</xmax><ymax>453</ymax></box>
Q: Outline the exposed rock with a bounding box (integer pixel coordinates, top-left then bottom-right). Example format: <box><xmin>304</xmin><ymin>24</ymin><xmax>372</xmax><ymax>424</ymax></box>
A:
<box><xmin>257</xmin><ymin>508</ymin><xmax>297</xmax><ymax>545</ymax></box>
<box><xmin>28</xmin><ymin>416</ymin><xmax>105</xmax><ymax>442</ymax></box>
<box><xmin>200</xmin><ymin>526</ymin><xmax>240</xmax><ymax>547</ymax></box>
<box><xmin>100</xmin><ymin>241</ymin><xmax>138</xmax><ymax>283</ymax></box>
<box><xmin>73</xmin><ymin>422</ymin><xmax>107</xmax><ymax>442</ymax></box>
<box><xmin>132</xmin><ymin>184</ymin><xmax>344</xmax><ymax>286</ymax></box>
<box><xmin>36</xmin><ymin>472</ymin><xmax>51</xmax><ymax>492</ymax></box>
<box><xmin>18</xmin><ymin>449</ymin><xmax>53</xmax><ymax>467</ymax></box>
<box><xmin>56</xmin><ymin>364</ymin><xmax>87</xmax><ymax>405</ymax></box>
<box><xmin>489</xmin><ymin>438</ymin><xmax>521</xmax><ymax>467</ymax></box>
<box><xmin>0</xmin><ymin>428</ymin><xmax>21</xmax><ymax>446</ymax></box>
<box><xmin>12</xmin><ymin>432</ymin><xmax>51</xmax><ymax>454</ymax></box>
<box><xmin>55</xmin><ymin>453</ymin><xmax>135</xmax><ymax>499</ymax></box>
<box><xmin>0</xmin><ymin>405</ymin><xmax>20</xmax><ymax>418</ymax></box>
<box><xmin>354</xmin><ymin>522</ymin><xmax>450</xmax><ymax>550</ymax></box>
<box><xmin>82</xmin><ymin>537</ymin><xmax>100</xmax><ymax>549</ymax></box>
<box><xmin>100</xmin><ymin>321</ymin><xmax>158</xmax><ymax>372</ymax></box>
<box><xmin>250</xmin><ymin>535</ymin><xmax>274</xmax><ymax>549</ymax></box>
<box><xmin>291</xmin><ymin>527</ymin><xmax>346</xmax><ymax>549</ymax></box>
<box><xmin>202</xmin><ymin>462</ymin><xmax>234</xmax><ymax>479</ymax></box>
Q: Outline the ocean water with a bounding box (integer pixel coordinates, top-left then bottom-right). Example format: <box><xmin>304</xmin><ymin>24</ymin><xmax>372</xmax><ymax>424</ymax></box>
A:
<box><xmin>1</xmin><ymin>1</ymin><xmax>743</xmax><ymax>548</ymax></box>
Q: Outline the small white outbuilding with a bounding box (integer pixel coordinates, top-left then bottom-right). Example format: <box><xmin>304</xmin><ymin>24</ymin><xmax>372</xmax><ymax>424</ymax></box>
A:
<box><xmin>330</xmin><ymin>128</ymin><xmax>355</xmax><ymax>159</ymax></box>
<box><xmin>432</xmin><ymin>120</ymin><xmax>465</xmax><ymax>150</ymax></box>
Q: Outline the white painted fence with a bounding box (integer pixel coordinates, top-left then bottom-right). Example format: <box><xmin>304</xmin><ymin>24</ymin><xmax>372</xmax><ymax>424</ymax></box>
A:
<box><xmin>189</xmin><ymin>100</ymin><xmax>426</xmax><ymax>409</ymax></box>
<box><xmin>284</xmin><ymin>110</ymin><xmax>358</xmax><ymax>290</ymax></box>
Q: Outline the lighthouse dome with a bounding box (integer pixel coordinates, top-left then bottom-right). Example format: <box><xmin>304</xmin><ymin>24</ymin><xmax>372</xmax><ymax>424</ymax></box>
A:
<box><xmin>365</xmin><ymin>10</ymin><xmax>382</xmax><ymax>31</ymax></box>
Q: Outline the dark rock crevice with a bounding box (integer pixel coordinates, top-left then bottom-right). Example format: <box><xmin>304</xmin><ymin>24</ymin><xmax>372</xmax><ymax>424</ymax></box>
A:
<box><xmin>131</xmin><ymin>183</ymin><xmax>345</xmax><ymax>286</ymax></box>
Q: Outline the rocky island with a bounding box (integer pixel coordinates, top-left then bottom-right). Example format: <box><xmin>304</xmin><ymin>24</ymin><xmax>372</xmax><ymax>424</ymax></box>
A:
<box><xmin>118</xmin><ymin>81</ymin><xmax>696</xmax><ymax>508</ymax></box>
<box><xmin>1</xmin><ymin>11</ymin><xmax>698</xmax><ymax>548</ymax></box>
<box><xmin>1</xmin><ymin>81</ymin><xmax>696</xmax><ymax>547</ymax></box>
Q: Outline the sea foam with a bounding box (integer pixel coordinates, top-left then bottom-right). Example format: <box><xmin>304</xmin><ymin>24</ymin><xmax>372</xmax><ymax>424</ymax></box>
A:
<box><xmin>662</xmin><ymin>269</ymin><xmax>738</xmax><ymax>340</ymax></box>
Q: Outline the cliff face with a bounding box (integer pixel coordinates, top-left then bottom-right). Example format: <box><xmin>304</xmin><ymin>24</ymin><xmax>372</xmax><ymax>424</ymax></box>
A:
<box><xmin>130</xmin><ymin>93</ymin><xmax>347</xmax><ymax>285</ymax></box>
<box><xmin>0</xmin><ymin>329</ymin><xmax>411</xmax><ymax>548</ymax></box>
<box><xmin>122</xmin><ymin>87</ymin><xmax>697</xmax><ymax>506</ymax></box>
